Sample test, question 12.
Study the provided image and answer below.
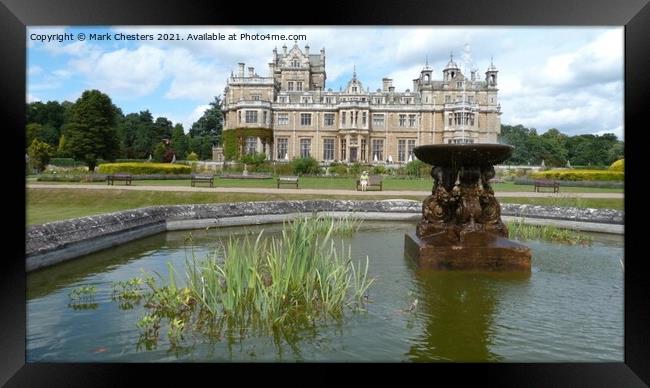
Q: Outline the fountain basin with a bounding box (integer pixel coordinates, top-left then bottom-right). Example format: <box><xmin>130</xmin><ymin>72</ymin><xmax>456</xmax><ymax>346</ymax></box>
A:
<box><xmin>410</xmin><ymin>143</ymin><xmax>531</xmax><ymax>271</ymax></box>
<box><xmin>413</xmin><ymin>144</ymin><xmax>514</xmax><ymax>166</ymax></box>
<box><xmin>405</xmin><ymin>231</ymin><xmax>531</xmax><ymax>271</ymax></box>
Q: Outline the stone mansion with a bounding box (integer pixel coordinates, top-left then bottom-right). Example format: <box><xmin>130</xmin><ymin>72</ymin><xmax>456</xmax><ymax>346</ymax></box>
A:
<box><xmin>221</xmin><ymin>42</ymin><xmax>501</xmax><ymax>163</ymax></box>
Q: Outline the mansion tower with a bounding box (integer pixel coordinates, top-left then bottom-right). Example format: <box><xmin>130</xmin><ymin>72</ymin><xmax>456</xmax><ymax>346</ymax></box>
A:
<box><xmin>222</xmin><ymin>42</ymin><xmax>501</xmax><ymax>163</ymax></box>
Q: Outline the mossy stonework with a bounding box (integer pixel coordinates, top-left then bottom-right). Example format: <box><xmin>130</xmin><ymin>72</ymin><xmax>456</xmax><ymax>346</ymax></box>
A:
<box><xmin>26</xmin><ymin>200</ymin><xmax>623</xmax><ymax>272</ymax></box>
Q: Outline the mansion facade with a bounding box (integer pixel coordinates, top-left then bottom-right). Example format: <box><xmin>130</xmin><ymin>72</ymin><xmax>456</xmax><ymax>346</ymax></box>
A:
<box><xmin>221</xmin><ymin>43</ymin><xmax>501</xmax><ymax>163</ymax></box>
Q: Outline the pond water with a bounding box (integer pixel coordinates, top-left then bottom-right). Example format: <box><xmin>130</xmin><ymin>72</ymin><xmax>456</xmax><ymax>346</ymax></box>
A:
<box><xmin>27</xmin><ymin>222</ymin><xmax>624</xmax><ymax>362</ymax></box>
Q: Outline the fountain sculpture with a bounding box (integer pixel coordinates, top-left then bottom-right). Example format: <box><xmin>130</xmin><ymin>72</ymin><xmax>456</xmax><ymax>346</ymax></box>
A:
<box><xmin>404</xmin><ymin>144</ymin><xmax>531</xmax><ymax>271</ymax></box>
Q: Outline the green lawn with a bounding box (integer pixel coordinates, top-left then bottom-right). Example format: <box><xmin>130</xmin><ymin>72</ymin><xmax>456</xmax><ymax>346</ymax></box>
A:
<box><xmin>27</xmin><ymin>188</ymin><xmax>623</xmax><ymax>226</ymax></box>
<box><xmin>31</xmin><ymin>176</ymin><xmax>624</xmax><ymax>193</ymax></box>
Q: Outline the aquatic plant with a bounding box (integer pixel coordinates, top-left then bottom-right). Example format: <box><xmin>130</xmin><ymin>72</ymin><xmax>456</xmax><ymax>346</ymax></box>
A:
<box><xmin>68</xmin><ymin>284</ymin><xmax>97</xmax><ymax>300</ymax></box>
<box><xmin>67</xmin><ymin>285</ymin><xmax>98</xmax><ymax>309</ymax></box>
<box><xmin>129</xmin><ymin>215</ymin><xmax>373</xmax><ymax>348</ymax></box>
<box><xmin>111</xmin><ymin>277</ymin><xmax>145</xmax><ymax>309</ymax></box>
<box><xmin>506</xmin><ymin>218</ymin><xmax>593</xmax><ymax>245</ymax></box>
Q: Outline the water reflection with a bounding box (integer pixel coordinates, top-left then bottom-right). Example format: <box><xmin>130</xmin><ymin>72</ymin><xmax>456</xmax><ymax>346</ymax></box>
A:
<box><xmin>405</xmin><ymin>256</ymin><xmax>530</xmax><ymax>362</ymax></box>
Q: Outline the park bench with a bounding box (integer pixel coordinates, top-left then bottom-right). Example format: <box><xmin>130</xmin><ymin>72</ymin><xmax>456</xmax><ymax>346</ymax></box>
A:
<box><xmin>106</xmin><ymin>173</ymin><xmax>133</xmax><ymax>186</ymax></box>
<box><xmin>191</xmin><ymin>174</ymin><xmax>214</xmax><ymax>187</ymax></box>
<box><xmin>277</xmin><ymin>176</ymin><xmax>299</xmax><ymax>189</ymax></box>
<box><xmin>533</xmin><ymin>179</ymin><xmax>560</xmax><ymax>193</ymax></box>
<box><xmin>357</xmin><ymin>175</ymin><xmax>383</xmax><ymax>191</ymax></box>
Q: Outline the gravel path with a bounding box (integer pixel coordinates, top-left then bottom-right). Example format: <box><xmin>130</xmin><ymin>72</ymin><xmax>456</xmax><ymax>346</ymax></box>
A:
<box><xmin>27</xmin><ymin>183</ymin><xmax>624</xmax><ymax>198</ymax></box>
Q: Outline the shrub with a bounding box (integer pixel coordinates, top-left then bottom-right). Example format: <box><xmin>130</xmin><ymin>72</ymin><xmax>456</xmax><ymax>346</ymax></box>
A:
<box><xmin>291</xmin><ymin>156</ymin><xmax>321</xmax><ymax>175</ymax></box>
<box><xmin>609</xmin><ymin>159</ymin><xmax>624</xmax><ymax>172</ymax></box>
<box><xmin>372</xmin><ymin>165</ymin><xmax>388</xmax><ymax>175</ymax></box>
<box><xmin>241</xmin><ymin>152</ymin><xmax>269</xmax><ymax>172</ymax></box>
<box><xmin>530</xmin><ymin>169</ymin><xmax>624</xmax><ymax>181</ymax></box>
<box><xmin>97</xmin><ymin>162</ymin><xmax>191</xmax><ymax>175</ymax></box>
<box><xmin>349</xmin><ymin>163</ymin><xmax>372</xmax><ymax>176</ymax></box>
<box><xmin>49</xmin><ymin>158</ymin><xmax>85</xmax><ymax>167</ymax></box>
<box><xmin>186</xmin><ymin>152</ymin><xmax>199</xmax><ymax>161</ymax></box>
<box><xmin>406</xmin><ymin>160</ymin><xmax>430</xmax><ymax>177</ymax></box>
<box><xmin>273</xmin><ymin>162</ymin><xmax>294</xmax><ymax>176</ymax></box>
<box><xmin>329</xmin><ymin>164</ymin><xmax>348</xmax><ymax>176</ymax></box>
<box><xmin>153</xmin><ymin>142</ymin><xmax>167</xmax><ymax>162</ymax></box>
<box><xmin>28</xmin><ymin>139</ymin><xmax>54</xmax><ymax>172</ymax></box>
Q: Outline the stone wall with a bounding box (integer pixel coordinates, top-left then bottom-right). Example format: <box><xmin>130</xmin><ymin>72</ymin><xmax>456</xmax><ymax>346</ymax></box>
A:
<box><xmin>26</xmin><ymin>200</ymin><xmax>623</xmax><ymax>271</ymax></box>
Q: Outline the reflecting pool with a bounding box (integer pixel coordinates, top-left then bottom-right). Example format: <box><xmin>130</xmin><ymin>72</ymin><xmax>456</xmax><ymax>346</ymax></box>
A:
<box><xmin>27</xmin><ymin>222</ymin><xmax>623</xmax><ymax>362</ymax></box>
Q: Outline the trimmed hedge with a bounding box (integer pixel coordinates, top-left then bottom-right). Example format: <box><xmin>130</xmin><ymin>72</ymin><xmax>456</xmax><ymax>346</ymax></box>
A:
<box><xmin>513</xmin><ymin>178</ymin><xmax>624</xmax><ymax>188</ymax></box>
<box><xmin>49</xmin><ymin>158</ymin><xmax>84</xmax><ymax>167</ymax></box>
<box><xmin>530</xmin><ymin>169</ymin><xmax>624</xmax><ymax>181</ymax></box>
<box><xmin>97</xmin><ymin>162</ymin><xmax>191</xmax><ymax>175</ymax></box>
<box><xmin>609</xmin><ymin>159</ymin><xmax>624</xmax><ymax>172</ymax></box>
<box><xmin>36</xmin><ymin>174</ymin><xmax>106</xmax><ymax>182</ymax></box>
<box><xmin>37</xmin><ymin>173</ymin><xmax>197</xmax><ymax>182</ymax></box>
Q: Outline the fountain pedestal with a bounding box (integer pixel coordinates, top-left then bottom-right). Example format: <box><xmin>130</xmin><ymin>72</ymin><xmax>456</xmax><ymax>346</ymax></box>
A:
<box><xmin>405</xmin><ymin>144</ymin><xmax>531</xmax><ymax>271</ymax></box>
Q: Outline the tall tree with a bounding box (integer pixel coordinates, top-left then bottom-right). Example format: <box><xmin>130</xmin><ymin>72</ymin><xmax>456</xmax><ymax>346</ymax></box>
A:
<box><xmin>131</xmin><ymin>110</ymin><xmax>157</xmax><ymax>158</ymax></box>
<box><xmin>154</xmin><ymin>117</ymin><xmax>173</xmax><ymax>140</ymax></box>
<box><xmin>189</xmin><ymin>96</ymin><xmax>223</xmax><ymax>146</ymax></box>
<box><xmin>170</xmin><ymin>124</ymin><xmax>188</xmax><ymax>159</ymax></box>
<box><xmin>26</xmin><ymin>100</ymin><xmax>68</xmax><ymax>147</ymax></box>
<box><xmin>63</xmin><ymin>90</ymin><xmax>120</xmax><ymax>171</ymax></box>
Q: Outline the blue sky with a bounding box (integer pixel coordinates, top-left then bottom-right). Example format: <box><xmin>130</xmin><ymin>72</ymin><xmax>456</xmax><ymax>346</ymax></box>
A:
<box><xmin>27</xmin><ymin>26</ymin><xmax>624</xmax><ymax>139</ymax></box>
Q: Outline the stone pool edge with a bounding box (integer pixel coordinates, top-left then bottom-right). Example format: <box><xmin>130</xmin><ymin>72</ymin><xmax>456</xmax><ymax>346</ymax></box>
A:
<box><xmin>26</xmin><ymin>200</ymin><xmax>624</xmax><ymax>272</ymax></box>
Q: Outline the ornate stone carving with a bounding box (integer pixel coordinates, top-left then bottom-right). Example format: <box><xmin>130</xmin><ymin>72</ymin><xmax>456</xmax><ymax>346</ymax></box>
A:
<box><xmin>406</xmin><ymin>144</ymin><xmax>531</xmax><ymax>271</ymax></box>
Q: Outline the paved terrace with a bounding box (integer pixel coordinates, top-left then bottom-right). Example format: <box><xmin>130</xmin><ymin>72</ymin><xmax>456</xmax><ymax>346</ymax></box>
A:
<box><xmin>27</xmin><ymin>183</ymin><xmax>624</xmax><ymax>199</ymax></box>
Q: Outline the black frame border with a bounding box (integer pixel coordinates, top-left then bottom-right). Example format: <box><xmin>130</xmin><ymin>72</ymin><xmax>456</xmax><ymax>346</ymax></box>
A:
<box><xmin>1</xmin><ymin>0</ymin><xmax>648</xmax><ymax>386</ymax></box>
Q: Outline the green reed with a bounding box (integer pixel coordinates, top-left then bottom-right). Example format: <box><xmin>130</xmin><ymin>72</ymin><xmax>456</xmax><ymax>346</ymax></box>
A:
<box><xmin>132</xmin><ymin>215</ymin><xmax>373</xmax><ymax>348</ymax></box>
<box><xmin>506</xmin><ymin>218</ymin><xmax>593</xmax><ymax>245</ymax></box>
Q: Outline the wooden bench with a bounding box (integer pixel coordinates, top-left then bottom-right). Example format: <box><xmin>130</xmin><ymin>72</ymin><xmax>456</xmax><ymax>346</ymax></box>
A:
<box><xmin>191</xmin><ymin>174</ymin><xmax>214</xmax><ymax>187</ymax></box>
<box><xmin>357</xmin><ymin>175</ymin><xmax>383</xmax><ymax>191</ymax></box>
<box><xmin>533</xmin><ymin>180</ymin><xmax>560</xmax><ymax>193</ymax></box>
<box><xmin>277</xmin><ymin>176</ymin><xmax>299</xmax><ymax>189</ymax></box>
<box><xmin>106</xmin><ymin>173</ymin><xmax>133</xmax><ymax>186</ymax></box>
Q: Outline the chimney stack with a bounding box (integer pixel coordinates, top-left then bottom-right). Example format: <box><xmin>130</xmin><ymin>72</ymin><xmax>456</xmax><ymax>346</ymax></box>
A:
<box><xmin>382</xmin><ymin>78</ymin><xmax>393</xmax><ymax>92</ymax></box>
<box><xmin>282</xmin><ymin>45</ymin><xmax>287</xmax><ymax>55</ymax></box>
<box><xmin>268</xmin><ymin>63</ymin><xmax>274</xmax><ymax>76</ymax></box>
<box><xmin>304</xmin><ymin>45</ymin><xmax>310</xmax><ymax>56</ymax></box>
<box><xmin>248</xmin><ymin>67</ymin><xmax>255</xmax><ymax>77</ymax></box>
<box><xmin>238</xmin><ymin>63</ymin><xmax>245</xmax><ymax>77</ymax></box>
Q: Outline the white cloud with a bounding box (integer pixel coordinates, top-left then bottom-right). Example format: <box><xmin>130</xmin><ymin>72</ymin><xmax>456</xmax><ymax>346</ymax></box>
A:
<box><xmin>27</xmin><ymin>93</ymin><xmax>41</xmax><ymax>102</ymax></box>
<box><xmin>71</xmin><ymin>45</ymin><xmax>166</xmax><ymax>98</ymax></box>
<box><xmin>162</xmin><ymin>48</ymin><xmax>223</xmax><ymax>101</ymax></box>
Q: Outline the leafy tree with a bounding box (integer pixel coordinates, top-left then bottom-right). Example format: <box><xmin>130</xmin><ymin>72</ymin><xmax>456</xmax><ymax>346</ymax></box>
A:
<box><xmin>62</xmin><ymin>90</ymin><xmax>120</xmax><ymax>171</ymax></box>
<box><xmin>56</xmin><ymin>134</ymin><xmax>73</xmax><ymax>158</ymax></box>
<box><xmin>607</xmin><ymin>142</ymin><xmax>624</xmax><ymax>164</ymax></box>
<box><xmin>153</xmin><ymin>142</ymin><xmax>167</xmax><ymax>162</ymax></box>
<box><xmin>500</xmin><ymin>124</ymin><xmax>623</xmax><ymax>167</ymax></box>
<box><xmin>26</xmin><ymin>100</ymin><xmax>67</xmax><ymax>146</ymax></box>
<box><xmin>537</xmin><ymin>128</ymin><xmax>568</xmax><ymax>167</ymax></box>
<box><xmin>187</xmin><ymin>135</ymin><xmax>214</xmax><ymax>160</ymax></box>
<box><xmin>26</xmin><ymin>123</ymin><xmax>44</xmax><ymax>149</ymax></box>
<box><xmin>27</xmin><ymin>139</ymin><xmax>53</xmax><ymax>172</ymax></box>
<box><xmin>171</xmin><ymin>124</ymin><xmax>188</xmax><ymax>159</ymax></box>
<box><xmin>154</xmin><ymin>117</ymin><xmax>173</xmax><ymax>140</ymax></box>
<box><xmin>186</xmin><ymin>152</ymin><xmax>199</xmax><ymax>161</ymax></box>
<box><xmin>189</xmin><ymin>96</ymin><xmax>223</xmax><ymax>146</ymax></box>
<box><xmin>498</xmin><ymin>124</ymin><xmax>535</xmax><ymax>164</ymax></box>
<box><xmin>132</xmin><ymin>110</ymin><xmax>156</xmax><ymax>158</ymax></box>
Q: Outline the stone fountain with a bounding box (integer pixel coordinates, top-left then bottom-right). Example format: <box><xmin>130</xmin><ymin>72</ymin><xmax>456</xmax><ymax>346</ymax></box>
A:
<box><xmin>404</xmin><ymin>144</ymin><xmax>531</xmax><ymax>271</ymax></box>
